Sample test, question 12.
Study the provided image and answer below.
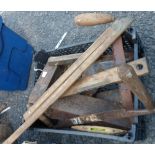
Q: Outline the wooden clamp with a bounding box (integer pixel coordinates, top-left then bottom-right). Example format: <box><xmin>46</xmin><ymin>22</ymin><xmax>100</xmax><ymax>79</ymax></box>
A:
<box><xmin>48</xmin><ymin>51</ymin><xmax>133</xmax><ymax>66</ymax></box>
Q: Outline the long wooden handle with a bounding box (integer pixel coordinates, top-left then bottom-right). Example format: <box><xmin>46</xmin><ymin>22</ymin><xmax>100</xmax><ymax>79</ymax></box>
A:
<box><xmin>75</xmin><ymin>13</ymin><xmax>115</xmax><ymax>26</ymax></box>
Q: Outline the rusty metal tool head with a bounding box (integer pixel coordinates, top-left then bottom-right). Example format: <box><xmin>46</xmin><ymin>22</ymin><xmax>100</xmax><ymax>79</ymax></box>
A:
<box><xmin>55</xmin><ymin>108</ymin><xmax>155</xmax><ymax>129</ymax></box>
<box><xmin>117</xmin><ymin>63</ymin><xmax>154</xmax><ymax>110</ymax></box>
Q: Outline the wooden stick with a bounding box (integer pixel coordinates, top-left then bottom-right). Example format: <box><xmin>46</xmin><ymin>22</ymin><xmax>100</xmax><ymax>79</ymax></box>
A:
<box><xmin>48</xmin><ymin>52</ymin><xmax>133</xmax><ymax>66</ymax></box>
<box><xmin>48</xmin><ymin>53</ymin><xmax>82</xmax><ymax>65</ymax></box>
<box><xmin>63</xmin><ymin>58</ymin><xmax>148</xmax><ymax>97</ymax></box>
<box><xmin>29</xmin><ymin>63</ymin><xmax>57</xmax><ymax>105</ymax></box>
<box><xmin>3</xmin><ymin>18</ymin><xmax>133</xmax><ymax>144</ymax></box>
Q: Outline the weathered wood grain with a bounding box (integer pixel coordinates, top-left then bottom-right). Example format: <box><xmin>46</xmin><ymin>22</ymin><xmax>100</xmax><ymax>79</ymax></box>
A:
<box><xmin>63</xmin><ymin>58</ymin><xmax>148</xmax><ymax>97</ymax></box>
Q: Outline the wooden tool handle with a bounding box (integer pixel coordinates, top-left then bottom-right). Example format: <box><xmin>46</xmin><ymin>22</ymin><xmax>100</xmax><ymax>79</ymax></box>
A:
<box><xmin>74</xmin><ymin>13</ymin><xmax>115</xmax><ymax>26</ymax></box>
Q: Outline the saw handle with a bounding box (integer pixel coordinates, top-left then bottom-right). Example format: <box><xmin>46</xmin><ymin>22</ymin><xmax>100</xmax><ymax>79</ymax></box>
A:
<box><xmin>74</xmin><ymin>13</ymin><xmax>115</xmax><ymax>26</ymax></box>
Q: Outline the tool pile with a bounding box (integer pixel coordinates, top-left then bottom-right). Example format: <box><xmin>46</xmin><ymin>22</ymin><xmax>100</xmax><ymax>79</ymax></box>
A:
<box><xmin>3</xmin><ymin>13</ymin><xmax>155</xmax><ymax>144</ymax></box>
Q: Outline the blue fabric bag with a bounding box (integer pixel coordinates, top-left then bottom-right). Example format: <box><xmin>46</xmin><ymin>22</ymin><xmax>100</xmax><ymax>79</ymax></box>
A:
<box><xmin>0</xmin><ymin>16</ymin><xmax>33</xmax><ymax>90</ymax></box>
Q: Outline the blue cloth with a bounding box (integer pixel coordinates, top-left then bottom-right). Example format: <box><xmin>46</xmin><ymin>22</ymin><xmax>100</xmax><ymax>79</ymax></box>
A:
<box><xmin>0</xmin><ymin>16</ymin><xmax>33</xmax><ymax>90</ymax></box>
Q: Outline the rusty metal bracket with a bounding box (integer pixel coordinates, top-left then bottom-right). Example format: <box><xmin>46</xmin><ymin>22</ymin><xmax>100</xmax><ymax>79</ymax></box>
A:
<box><xmin>117</xmin><ymin>63</ymin><xmax>154</xmax><ymax>110</ymax></box>
<box><xmin>57</xmin><ymin>108</ymin><xmax>155</xmax><ymax>128</ymax></box>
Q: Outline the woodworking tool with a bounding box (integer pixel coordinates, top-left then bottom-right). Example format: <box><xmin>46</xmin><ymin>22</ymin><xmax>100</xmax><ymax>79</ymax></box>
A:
<box><xmin>74</xmin><ymin>13</ymin><xmax>114</xmax><ymax>26</ymax></box>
